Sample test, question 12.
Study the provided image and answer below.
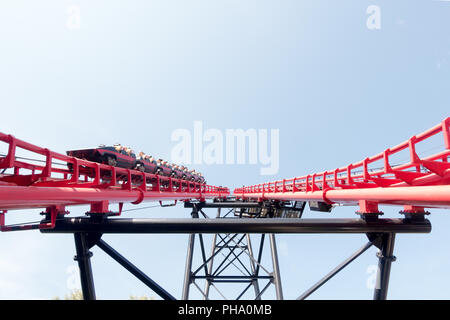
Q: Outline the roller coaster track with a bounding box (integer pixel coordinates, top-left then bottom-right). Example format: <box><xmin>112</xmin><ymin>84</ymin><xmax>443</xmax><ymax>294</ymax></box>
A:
<box><xmin>0</xmin><ymin>133</ymin><xmax>229</xmax><ymax>231</ymax></box>
<box><xmin>234</xmin><ymin>117</ymin><xmax>450</xmax><ymax>214</ymax></box>
<box><xmin>1</xmin><ymin>119</ymin><xmax>448</xmax><ymax>300</ymax></box>
<box><xmin>1</xmin><ymin>118</ymin><xmax>449</xmax><ymax>231</ymax></box>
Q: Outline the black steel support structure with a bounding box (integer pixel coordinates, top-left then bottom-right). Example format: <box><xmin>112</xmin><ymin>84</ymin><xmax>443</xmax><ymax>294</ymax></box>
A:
<box><xmin>42</xmin><ymin>217</ymin><xmax>431</xmax><ymax>234</ymax></box>
<box><xmin>373</xmin><ymin>233</ymin><xmax>396</xmax><ymax>300</ymax></box>
<box><xmin>181</xmin><ymin>204</ymin><xmax>284</xmax><ymax>300</ymax></box>
<box><xmin>96</xmin><ymin>239</ymin><xmax>176</xmax><ymax>300</ymax></box>
<box><xmin>269</xmin><ymin>234</ymin><xmax>283</xmax><ymax>300</ymax></box>
<box><xmin>182</xmin><ymin>205</ymin><xmax>199</xmax><ymax>299</ymax></box>
<box><xmin>69</xmin><ymin>229</ymin><xmax>177</xmax><ymax>300</ymax></box>
<box><xmin>297</xmin><ymin>241</ymin><xmax>374</xmax><ymax>300</ymax></box>
<box><xmin>42</xmin><ymin>206</ymin><xmax>431</xmax><ymax>300</ymax></box>
<box><xmin>73</xmin><ymin>233</ymin><xmax>96</xmax><ymax>300</ymax></box>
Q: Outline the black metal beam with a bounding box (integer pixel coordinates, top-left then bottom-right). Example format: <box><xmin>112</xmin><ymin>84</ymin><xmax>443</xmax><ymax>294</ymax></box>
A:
<box><xmin>255</xmin><ymin>234</ymin><xmax>265</xmax><ymax>276</ymax></box>
<box><xmin>42</xmin><ymin>218</ymin><xmax>431</xmax><ymax>234</ymax></box>
<box><xmin>193</xmin><ymin>275</ymin><xmax>273</xmax><ymax>279</ymax></box>
<box><xmin>297</xmin><ymin>241</ymin><xmax>374</xmax><ymax>300</ymax></box>
<box><xmin>185</xmin><ymin>202</ymin><xmax>262</xmax><ymax>209</ymax></box>
<box><xmin>96</xmin><ymin>239</ymin><xmax>176</xmax><ymax>300</ymax></box>
<box><xmin>373</xmin><ymin>233</ymin><xmax>396</xmax><ymax>300</ymax></box>
<box><xmin>73</xmin><ymin>233</ymin><xmax>96</xmax><ymax>300</ymax></box>
<box><xmin>193</xmin><ymin>234</ymin><xmax>239</xmax><ymax>275</ymax></box>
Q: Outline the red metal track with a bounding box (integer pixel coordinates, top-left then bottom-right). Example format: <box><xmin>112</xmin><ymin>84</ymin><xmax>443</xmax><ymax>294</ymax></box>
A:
<box><xmin>234</xmin><ymin>118</ymin><xmax>450</xmax><ymax>213</ymax></box>
<box><xmin>0</xmin><ymin>133</ymin><xmax>229</xmax><ymax>230</ymax></box>
<box><xmin>1</xmin><ymin>118</ymin><xmax>449</xmax><ymax>231</ymax></box>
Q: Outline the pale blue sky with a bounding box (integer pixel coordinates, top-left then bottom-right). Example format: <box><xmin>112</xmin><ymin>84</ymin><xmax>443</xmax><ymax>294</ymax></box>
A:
<box><xmin>0</xmin><ymin>1</ymin><xmax>449</xmax><ymax>299</ymax></box>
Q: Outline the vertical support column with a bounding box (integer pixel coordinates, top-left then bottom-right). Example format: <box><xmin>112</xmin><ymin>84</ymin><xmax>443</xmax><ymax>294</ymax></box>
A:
<box><xmin>269</xmin><ymin>234</ymin><xmax>283</xmax><ymax>300</ymax></box>
<box><xmin>182</xmin><ymin>204</ymin><xmax>286</xmax><ymax>300</ymax></box>
<box><xmin>203</xmin><ymin>233</ymin><xmax>216</xmax><ymax>299</ymax></box>
<box><xmin>373</xmin><ymin>233</ymin><xmax>396</xmax><ymax>300</ymax></box>
<box><xmin>182</xmin><ymin>205</ymin><xmax>199</xmax><ymax>300</ymax></box>
<box><xmin>204</xmin><ymin>208</ymin><xmax>221</xmax><ymax>299</ymax></box>
<box><xmin>182</xmin><ymin>233</ymin><xmax>195</xmax><ymax>300</ymax></box>
<box><xmin>246</xmin><ymin>234</ymin><xmax>261</xmax><ymax>299</ymax></box>
<box><xmin>73</xmin><ymin>233</ymin><xmax>96</xmax><ymax>300</ymax></box>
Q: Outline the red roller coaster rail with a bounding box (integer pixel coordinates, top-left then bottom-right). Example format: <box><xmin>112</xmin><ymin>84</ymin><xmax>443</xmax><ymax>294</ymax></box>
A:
<box><xmin>1</xmin><ymin>118</ymin><xmax>449</xmax><ymax>231</ymax></box>
<box><xmin>234</xmin><ymin>118</ymin><xmax>450</xmax><ymax>213</ymax></box>
<box><xmin>0</xmin><ymin>133</ymin><xmax>229</xmax><ymax>231</ymax></box>
<box><xmin>0</xmin><ymin>120</ymin><xmax>447</xmax><ymax>300</ymax></box>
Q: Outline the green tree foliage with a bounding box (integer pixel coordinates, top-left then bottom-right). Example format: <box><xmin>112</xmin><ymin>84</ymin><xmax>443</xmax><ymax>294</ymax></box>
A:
<box><xmin>129</xmin><ymin>294</ymin><xmax>155</xmax><ymax>300</ymax></box>
<box><xmin>53</xmin><ymin>289</ymin><xmax>83</xmax><ymax>300</ymax></box>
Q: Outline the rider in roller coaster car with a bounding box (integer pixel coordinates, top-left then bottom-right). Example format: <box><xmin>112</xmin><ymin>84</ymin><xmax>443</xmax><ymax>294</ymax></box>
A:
<box><xmin>108</xmin><ymin>146</ymin><xmax>203</xmax><ymax>182</ymax></box>
<box><xmin>114</xmin><ymin>143</ymin><xmax>122</xmax><ymax>152</ymax></box>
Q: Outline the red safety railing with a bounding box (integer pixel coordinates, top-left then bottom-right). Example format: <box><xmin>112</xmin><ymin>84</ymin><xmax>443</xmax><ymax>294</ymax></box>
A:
<box><xmin>0</xmin><ymin>133</ymin><xmax>229</xmax><ymax>231</ymax></box>
<box><xmin>234</xmin><ymin>118</ymin><xmax>450</xmax><ymax>212</ymax></box>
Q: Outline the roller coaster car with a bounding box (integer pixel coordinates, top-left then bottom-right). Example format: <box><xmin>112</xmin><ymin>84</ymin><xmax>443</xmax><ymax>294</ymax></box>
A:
<box><xmin>136</xmin><ymin>158</ymin><xmax>158</xmax><ymax>174</ymax></box>
<box><xmin>67</xmin><ymin>146</ymin><xmax>137</xmax><ymax>170</ymax></box>
<box><xmin>156</xmin><ymin>161</ymin><xmax>172</xmax><ymax>177</ymax></box>
<box><xmin>184</xmin><ymin>172</ymin><xmax>194</xmax><ymax>182</ymax></box>
<box><xmin>195</xmin><ymin>176</ymin><xmax>205</xmax><ymax>184</ymax></box>
<box><xmin>171</xmin><ymin>167</ymin><xmax>186</xmax><ymax>180</ymax></box>
<box><xmin>66</xmin><ymin>147</ymin><xmax>205</xmax><ymax>182</ymax></box>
